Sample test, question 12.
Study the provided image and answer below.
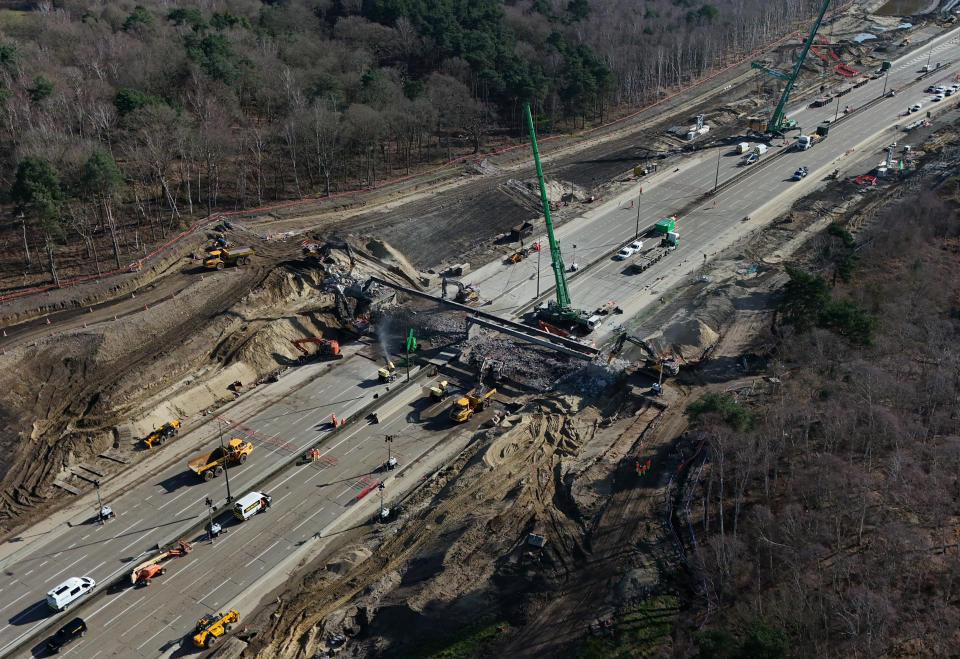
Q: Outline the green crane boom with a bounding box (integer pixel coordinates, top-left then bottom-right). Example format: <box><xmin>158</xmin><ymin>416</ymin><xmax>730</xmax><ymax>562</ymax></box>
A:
<box><xmin>752</xmin><ymin>0</ymin><xmax>831</xmax><ymax>134</ymax></box>
<box><xmin>523</xmin><ymin>103</ymin><xmax>571</xmax><ymax>309</ymax></box>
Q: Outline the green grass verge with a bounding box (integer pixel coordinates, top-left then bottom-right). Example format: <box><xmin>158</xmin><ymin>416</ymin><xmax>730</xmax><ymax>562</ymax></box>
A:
<box><xmin>578</xmin><ymin>595</ymin><xmax>679</xmax><ymax>659</ymax></box>
<box><xmin>392</xmin><ymin>617</ymin><xmax>508</xmax><ymax>659</ymax></box>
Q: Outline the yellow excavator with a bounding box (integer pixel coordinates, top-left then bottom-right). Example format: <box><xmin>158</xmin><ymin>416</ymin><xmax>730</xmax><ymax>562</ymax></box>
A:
<box><xmin>607</xmin><ymin>332</ymin><xmax>679</xmax><ymax>393</ymax></box>
<box><xmin>193</xmin><ymin>609</ymin><xmax>239</xmax><ymax>649</ymax></box>
<box><xmin>441</xmin><ymin>278</ymin><xmax>480</xmax><ymax>304</ymax></box>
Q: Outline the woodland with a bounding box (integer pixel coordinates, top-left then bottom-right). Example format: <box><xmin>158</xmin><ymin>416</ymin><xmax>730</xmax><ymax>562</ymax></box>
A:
<box><xmin>0</xmin><ymin>0</ymin><xmax>826</xmax><ymax>288</ymax></box>
<box><xmin>686</xmin><ymin>192</ymin><xmax>960</xmax><ymax>656</ymax></box>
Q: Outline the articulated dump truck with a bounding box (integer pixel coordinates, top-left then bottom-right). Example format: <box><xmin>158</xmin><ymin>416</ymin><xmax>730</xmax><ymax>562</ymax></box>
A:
<box><xmin>187</xmin><ymin>438</ymin><xmax>253</xmax><ymax>481</ymax></box>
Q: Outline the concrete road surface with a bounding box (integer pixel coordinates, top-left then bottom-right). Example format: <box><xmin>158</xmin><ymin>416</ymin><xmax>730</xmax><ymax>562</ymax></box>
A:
<box><xmin>2</xmin><ymin>25</ymin><xmax>958</xmax><ymax>659</ymax></box>
<box><xmin>464</xmin><ymin>26</ymin><xmax>959</xmax><ymax>342</ymax></box>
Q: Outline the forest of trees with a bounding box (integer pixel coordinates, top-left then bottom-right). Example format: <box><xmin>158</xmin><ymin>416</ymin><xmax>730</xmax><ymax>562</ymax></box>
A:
<box><xmin>684</xmin><ymin>192</ymin><xmax>960</xmax><ymax>656</ymax></box>
<box><xmin>0</xmin><ymin>0</ymin><xmax>826</xmax><ymax>289</ymax></box>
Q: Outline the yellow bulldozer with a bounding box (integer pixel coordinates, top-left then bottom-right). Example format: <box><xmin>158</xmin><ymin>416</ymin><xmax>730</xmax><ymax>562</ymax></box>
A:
<box><xmin>449</xmin><ymin>387</ymin><xmax>496</xmax><ymax>423</ymax></box>
<box><xmin>142</xmin><ymin>420</ymin><xmax>180</xmax><ymax>448</ymax></box>
<box><xmin>193</xmin><ymin>609</ymin><xmax>239</xmax><ymax>649</ymax></box>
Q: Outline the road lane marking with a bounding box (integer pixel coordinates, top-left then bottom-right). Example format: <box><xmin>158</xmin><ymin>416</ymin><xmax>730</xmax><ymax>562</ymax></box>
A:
<box><xmin>175</xmin><ymin>496</ymin><xmax>204</xmax><ymax>517</ymax></box>
<box><xmin>291</xmin><ymin>506</ymin><xmax>327</xmax><ymax>532</ymax></box>
<box><xmin>46</xmin><ymin>553</ymin><xmax>91</xmax><ymax>581</ymax></box>
<box><xmin>1</xmin><ymin>592</ymin><xmax>28</xmax><ymax>612</ymax></box>
<box><xmin>135</xmin><ymin>623</ymin><xmax>169</xmax><ymax>650</ymax></box>
<box><xmin>118</xmin><ymin>531</ymin><xmax>152</xmax><ymax>553</ymax></box>
<box><xmin>199</xmin><ymin>579</ymin><xmax>229</xmax><ymax>602</ymax></box>
<box><xmin>111</xmin><ymin>518</ymin><xmax>144</xmax><ymax>538</ymax></box>
<box><xmin>112</xmin><ymin>596</ymin><xmax>146</xmax><ymax>633</ymax></box>
<box><xmin>156</xmin><ymin>489</ymin><xmax>192</xmax><ymax>509</ymax></box>
<box><xmin>244</xmin><ymin>540</ymin><xmax>279</xmax><ymax>567</ymax></box>
<box><xmin>86</xmin><ymin>595</ymin><xmax>118</xmax><ymax>620</ymax></box>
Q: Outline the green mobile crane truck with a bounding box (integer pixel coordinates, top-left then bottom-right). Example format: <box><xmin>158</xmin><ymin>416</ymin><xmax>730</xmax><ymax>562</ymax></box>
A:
<box><xmin>523</xmin><ymin>104</ymin><xmax>600</xmax><ymax>334</ymax></box>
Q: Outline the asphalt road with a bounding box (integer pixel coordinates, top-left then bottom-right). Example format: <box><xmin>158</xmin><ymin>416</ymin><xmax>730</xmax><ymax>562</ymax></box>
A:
<box><xmin>0</xmin><ymin>345</ymin><xmax>468</xmax><ymax>658</ymax></box>
<box><xmin>467</xmin><ymin>25</ymin><xmax>960</xmax><ymax>340</ymax></box>
<box><xmin>2</xmin><ymin>24</ymin><xmax>958</xmax><ymax>659</ymax></box>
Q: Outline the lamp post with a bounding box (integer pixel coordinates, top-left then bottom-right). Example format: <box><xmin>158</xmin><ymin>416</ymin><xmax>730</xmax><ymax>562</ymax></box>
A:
<box><xmin>713</xmin><ymin>147</ymin><xmax>722</xmax><ymax>191</ymax></box>
<box><xmin>94</xmin><ymin>480</ymin><xmax>104</xmax><ymax>525</ymax></box>
<box><xmin>205</xmin><ymin>497</ymin><xmax>216</xmax><ymax>544</ymax></box>
<box><xmin>635</xmin><ymin>193</ymin><xmax>641</xmax><ymax>239</ymax></box>
<box><xmin>217</xmin><ymin>418</ymin><xmax>233</xmax><ymax>503</ymax></box>
<box><xmin>834</xmin><ymin>95</ymin><xmax>841</xmax><ymax>123</ymax></box>
<box><xmin>881</xmin><ymin>68</ymin><xmax>890</xmax><ymax>98</ymax></box>
<box><xmin>385</xmin><ymin>434</ymin><xmax>395</xmax><ymax>470</ymax></box>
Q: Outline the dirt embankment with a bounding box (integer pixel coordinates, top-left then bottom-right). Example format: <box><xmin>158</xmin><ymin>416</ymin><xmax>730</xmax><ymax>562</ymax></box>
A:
<box><xmin>0</xmin><ymin>244</ymin><xmax>407</xmax><ymax>535</ymax></box>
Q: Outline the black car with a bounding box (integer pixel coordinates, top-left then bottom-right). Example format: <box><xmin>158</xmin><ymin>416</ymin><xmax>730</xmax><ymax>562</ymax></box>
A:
<box><xmin>46</xmin><ymin>617</ymin><xmax>86</xmax><ymax>654</ymax></box>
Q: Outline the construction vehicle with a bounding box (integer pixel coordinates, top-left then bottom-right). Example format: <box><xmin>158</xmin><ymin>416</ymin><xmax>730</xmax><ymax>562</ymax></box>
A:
<box><xmin>203</xmin><ymin>246</ymin><xmax>255</xmax><ymax>270</ymax></box>
<box><xmin>378</xmin><ymin>361</ymin><xmax>397</xmax><ymax>383</ymax></box>
<box><xmin>449</xmin><ymin>387</ymin><xmax>496</xmax><ymax>423</ymax></box>
<box><xmin>441</xmin><ymin>278</ymin><xmax>480</xmax><ymax>304</ymax></box>
<box><xmin>318</xmin><ymin>240</ymin><xmax>357</xmax><ymax>273</ymax></box>
<box><xmin>290</xmin><ymin>337</ymin><xmax>342</xmax><ymax>361</ymax></box>
<box><xmin>187</xmin><ymin>438</ymin><xmax>253</xmax><ymax>481</ymax></box>
<box><xmin>654</xmin><ymin>217</ymin><xmax>676</xmax><ymax>235</ymax></box>
<box><xmin>631</xmin><ymin>243</ymin><xmax>677</xmax><ymax>273</ymax></box>
<box><xmin>796</xmin><ymin>123</ymin><xmax>830</xmax><ymax>150</ymax></box>
<box><xmin>193</xmin><ymin>609</ymin><xmax>239</xmax><ymax>649</ymax></box>
<box><xmin>522</xmin><ymin>103</ymin><xmax>596</xmax><ymax>333</ymax></box>
<box><xmin>129</xmin><ymin>539</ymin><xmax>191</xmax><ymax>586</ymax></box>
<box><xmin>747</xmin><ymin>0</ymin><xmax>831</xmax><ymax>136</ymax></box>
<box><xmin>608</xmin><ymin>333</ymin><xmax>680</xmax><ymax>392</ymax></box>
<box><xmin>132</xmin><ymin>563</ymin><xmax>166</xmax><ymax>587</ymax></box>
<box><xmin>429</xmin><ymin>380</ymin><xmax>449</xmax><ymax>401</ymax></box>
<box><xmin>142</xmin><ymin>420</ymin><xmax>180</xmax><ymax>448</ymax></box>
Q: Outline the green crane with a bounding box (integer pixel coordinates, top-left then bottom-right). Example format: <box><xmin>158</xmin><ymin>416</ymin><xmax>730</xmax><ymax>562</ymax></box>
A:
<box><xmin>748</xmin><ymin>0</ymin><xmax>831</xmax><ymax>135</ymax></box>
<box><xmin>523</xmin><ymin>103</ymin><xmax>596</xmax><ymax>332</ymax></box>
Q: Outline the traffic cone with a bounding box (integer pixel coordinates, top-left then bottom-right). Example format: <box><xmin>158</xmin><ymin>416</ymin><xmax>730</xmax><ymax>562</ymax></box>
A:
<box><xmin>89</xmin><ymin>307</ymin><xmax>93</xmax><ymax>313</ymax></box>
<box><xmin>46</xmin><ymin>317</ymin><xmax>50</xmax><ymax>325</ymax></box>
<box><xmin>83</xmin><ymin>322</ymin><xmax>87</xmax><ymax>328</ymax></box>
<box><xmin>340</xmin><ymin>419</ymin><xmax>346</xmax><ymax>426</ymax></box>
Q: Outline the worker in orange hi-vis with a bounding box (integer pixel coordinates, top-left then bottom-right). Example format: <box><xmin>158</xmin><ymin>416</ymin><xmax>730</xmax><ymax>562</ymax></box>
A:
<box><xmin>331</xmin><ymin>413</ymin><xmax>337</xmax><ymax>426</ymax></box>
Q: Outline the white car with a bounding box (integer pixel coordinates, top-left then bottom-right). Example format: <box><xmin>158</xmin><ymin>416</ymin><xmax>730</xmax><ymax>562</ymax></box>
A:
<box><xmin>932</xmin><ymin>94</ymin><xmax>944</xmax><ymax>102</ymax></box>
<box><xmin>628</xmin><ymin>240</ymin><xmax>643</xmax><ymax>251</ymax></box>
<box><xmin>909</xmin><ymin>103</ymin><xmax>922</xmax><ymax>112</ymax></box>
<box><xmin>935</xmin><ymin>86</ymin><xmax>946</xmax><ymax>94</ymax></box>
<box><xmin>46</xmin><ymin>577</ymin><xmax>96</xmax><ymax>611</ymax></box>
<box><xmin>615</xmin><ymin>246</ymin><xmax>636</xmax><ymax>260</ymax></box>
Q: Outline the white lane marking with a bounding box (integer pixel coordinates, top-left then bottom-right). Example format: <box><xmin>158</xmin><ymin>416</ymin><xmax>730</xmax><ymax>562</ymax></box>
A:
<box><xmin>291</xmin><ymin>506</ymin><xmax>327</xmax><ymax>532</ymax></box>
<box><xmin>38</xmin><ymin>560</ymin><xmax>48</xmax><ymax>568</ymax></box>
<box><xmin>86</xmin><ymin>595</ymin><xmax>118</xmax><ymax>620</ymax></box>
<box><xmin>198</xmin><ymin>579</ymin><xmax>228</xmax><ymax>602</ymax></box>
<box><xmin>103</xmin><ymin>595</ymin><xmax>146</xmax><ymax>636</ymax></box>
<box><xmin>118</xmin><ymin>531</ymin><xmax>153</xmax><ymax>553</ymax></box>
<box><xmin>135</xmin><ymin>623</ymin><xmax>169</xmax><ymax>650</ymax></box>
<box><xmin>111</xmin><ymin>518</ymin><xmax>144</xmax><ymax>538</ymax></box>
<box><xmin>335</xmin><ymin>485</ymin><xmax>354</xmax><ymax>498</ymax></box>
<box><xmin>175</xmin><ymin>496</ymin><xmax>205</xmax><ymax>517</ymax></box>
<box><xmin>1</xmin><ymin>592</ymin><xmax>28</xmax><ymax>612</ymax></box>
<box><xmin>88</xmin><ymin>561</ymin><xmax>106</xmax><ymax>575</ymax></box>
<box><xmin>156</xmin><ymin>489</ymin><xmax>191</xmax><ymax>509</ymax></box>
<box><xmin>46</xmin><ymin>553</ymin><xmax>91</xmax><ymax>581</ymax></box>
<box><xmin>21</xmin><ymin>570</ymin><xmax>33</xmax><ymax>577</ymax></box>
<box><xmin>244</xmin><ymin>540</ymin><xmax>279</xmax><ymax>567</ymax></box>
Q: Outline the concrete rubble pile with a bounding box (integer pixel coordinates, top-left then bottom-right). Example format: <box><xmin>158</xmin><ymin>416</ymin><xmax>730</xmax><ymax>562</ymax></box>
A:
<box><xmin>460</xmin><ymin>332</ymin><xmax>577</xmax><ymax>392</ymax></box>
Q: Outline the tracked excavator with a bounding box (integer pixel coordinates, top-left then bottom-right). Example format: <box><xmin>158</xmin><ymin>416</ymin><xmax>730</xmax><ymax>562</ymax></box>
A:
<box><xmin>441</xmin><ymin>278</ymin><xmax>480</xmax><ymax>304</ymax></box>
<box><xmin>290</xmin><ymin>337</ymin><xmax>342</xmax><ymax>361</ymax></box>
<box><xmin>608</xmin><ymin>333</ymin><xmax>679</xmax><ymax>392</ymax></box>
<box><xmin>318</xmin><ymin>240</ymin><xmax>357</xmax><ymax>273</ymax></box>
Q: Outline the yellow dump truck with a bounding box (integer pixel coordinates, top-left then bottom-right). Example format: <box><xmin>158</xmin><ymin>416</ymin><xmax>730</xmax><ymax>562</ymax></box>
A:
<box><xmin>142</xmin><ymin>420</ymin><xmax>180</xmax><ymax>448</ymax></box>
<box><xmin>188</xmin><ymin>438</ymin><xmax>253</xmax><ymax>481</ymax></box>
<box><xmin>193</xmin><ymin>609</ymin><xmax>239</xmax><ymax>648</ymax></box>
<box><xmin>203</xmin><ymin>246</ymin><xmax>254</xmax><ymax>270</ymax></box>
<box><xmin>449</xmin><ymin>387</ymin><xmax>496</xmax><ymax>423</ymax></box>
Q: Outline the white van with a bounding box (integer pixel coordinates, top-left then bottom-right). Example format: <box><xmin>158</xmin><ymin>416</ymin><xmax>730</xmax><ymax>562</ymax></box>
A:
<box><xmin>233</xmin><ymin>491</ymin><xmax>271</xmax><ymax>521</ymax></box>
<box><xmin>46</xmin><ymin>577</ymin><xmax>95</xmax><ymax>611</ymax></box>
